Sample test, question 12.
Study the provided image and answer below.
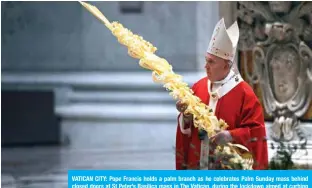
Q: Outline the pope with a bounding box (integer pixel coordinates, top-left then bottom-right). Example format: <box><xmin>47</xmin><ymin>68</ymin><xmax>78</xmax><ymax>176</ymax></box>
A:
<box><xmin>175</xmin><ymin>18</ymin><xmax>269</xmax><ymax>170</ymax></box>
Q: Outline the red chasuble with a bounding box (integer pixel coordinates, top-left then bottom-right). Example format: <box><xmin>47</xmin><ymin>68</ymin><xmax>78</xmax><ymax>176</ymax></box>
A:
<box><xmin>175</xmin><ymin>76</ymin><xmax>269</xmax><ymax>170</ymax></box>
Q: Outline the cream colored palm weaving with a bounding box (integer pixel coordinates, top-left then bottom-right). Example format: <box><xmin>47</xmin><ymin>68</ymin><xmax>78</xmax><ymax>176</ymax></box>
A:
<box><xmin>79</xmin><ymin>1</ymin><xmax>254</xmax><ymax>170</ymax></box>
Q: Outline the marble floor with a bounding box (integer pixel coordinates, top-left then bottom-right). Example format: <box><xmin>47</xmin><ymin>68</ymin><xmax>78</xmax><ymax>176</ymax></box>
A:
<box><xmin>1</xmin><ymin>121</ymin><xmax>177</xmax><ymax>188</ymax></box>
<box><xmin>2</xmin><ymin>147</ymin><xmax>175</xmax><ymax>188</ymax></box>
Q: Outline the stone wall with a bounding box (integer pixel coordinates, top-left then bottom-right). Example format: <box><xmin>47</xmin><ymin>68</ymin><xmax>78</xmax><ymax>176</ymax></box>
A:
<box><xmin>1</xmin><ymin>1</ymin><xmax>222</xmax><ymax>72</ymax></box>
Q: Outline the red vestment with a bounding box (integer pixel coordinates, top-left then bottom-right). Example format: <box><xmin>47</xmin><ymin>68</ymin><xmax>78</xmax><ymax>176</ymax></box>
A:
<box><xmin>175</xmin><ymin>76</ymin><xmax>269</xmax><ymax>170</ymax></box>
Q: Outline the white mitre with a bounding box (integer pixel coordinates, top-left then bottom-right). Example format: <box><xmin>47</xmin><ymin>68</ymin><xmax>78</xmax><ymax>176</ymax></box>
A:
<box><xmin>206</xmin><ymin>18</ymin><xmax>239</xmax><ymax>62</ymax></box>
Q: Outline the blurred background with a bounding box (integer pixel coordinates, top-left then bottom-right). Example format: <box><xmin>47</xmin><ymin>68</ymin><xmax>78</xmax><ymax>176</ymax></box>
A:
<box><xmin>1</xmin><ymin>1</ymin><xmax>312</xmax><ymax>188</ymax></box>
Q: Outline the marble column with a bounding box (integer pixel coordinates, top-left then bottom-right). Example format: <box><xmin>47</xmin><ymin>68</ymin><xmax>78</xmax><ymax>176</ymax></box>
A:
<box><xmin>196</xmin><ymin>1</ymin><xmax>220</xmax><ymax>73</ymax></box>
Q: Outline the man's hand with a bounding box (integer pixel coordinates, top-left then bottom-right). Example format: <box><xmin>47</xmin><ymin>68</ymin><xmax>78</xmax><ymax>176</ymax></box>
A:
<box><xmin>209</xmin><ymin>130</ymin><xmax>233</xmax><ymax>145</ymax></box>
<box><xmin>176</xmin><ymin>100</ymin><xmax>188</xmax><ymax>113</ymax></box>
<box><xmin>176</xmin><ymin>100</ymin><xmax>193</xmax><ymax>123</ymax></box>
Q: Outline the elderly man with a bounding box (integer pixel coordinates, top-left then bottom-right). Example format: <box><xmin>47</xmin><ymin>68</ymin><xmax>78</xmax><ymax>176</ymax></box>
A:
<box><xmin>175</xmin><ymin>18</ymin><xmax>268</xmax><ymax>170</ymax></box>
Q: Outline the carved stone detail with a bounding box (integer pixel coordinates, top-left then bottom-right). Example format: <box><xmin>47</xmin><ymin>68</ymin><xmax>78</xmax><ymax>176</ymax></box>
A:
<box><xmin>237</xmin><ymin>2</ymin><xmax>312</xmax><ymax>142</ymax></box>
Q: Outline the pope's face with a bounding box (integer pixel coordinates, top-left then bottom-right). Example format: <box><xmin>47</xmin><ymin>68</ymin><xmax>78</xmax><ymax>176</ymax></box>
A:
<box><xmin>205</xmin><ymin>53</ymin><xmax>229</xmax><ymax>82</ymax></box>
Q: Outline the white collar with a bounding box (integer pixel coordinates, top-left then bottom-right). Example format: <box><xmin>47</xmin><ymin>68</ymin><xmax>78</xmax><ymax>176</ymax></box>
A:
<box><xmin>208</xmin><ymin>71</ymin><xmax>243</xmax><ymax>100</ymax></box>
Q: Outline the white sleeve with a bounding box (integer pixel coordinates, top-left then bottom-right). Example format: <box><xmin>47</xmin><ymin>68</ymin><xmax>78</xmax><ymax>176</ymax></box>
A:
<box><xmin>179</xmin><ymin>114</ymin><xmax>191</xmax><ymax>136</ymax></box>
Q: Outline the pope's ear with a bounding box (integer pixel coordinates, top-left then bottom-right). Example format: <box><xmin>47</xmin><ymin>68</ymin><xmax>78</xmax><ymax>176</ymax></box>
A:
<box><xmin>224</xmin><ymin>60</ymin><xmax>230</xmax><ymax>69</ymax></box>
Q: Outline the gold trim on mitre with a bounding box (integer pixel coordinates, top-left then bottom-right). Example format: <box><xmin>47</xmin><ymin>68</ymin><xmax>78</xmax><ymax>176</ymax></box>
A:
<box><xmin>206</xmin><ymin>18</ymin><xmax>239</xmax><ymax>62</ymax></box>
